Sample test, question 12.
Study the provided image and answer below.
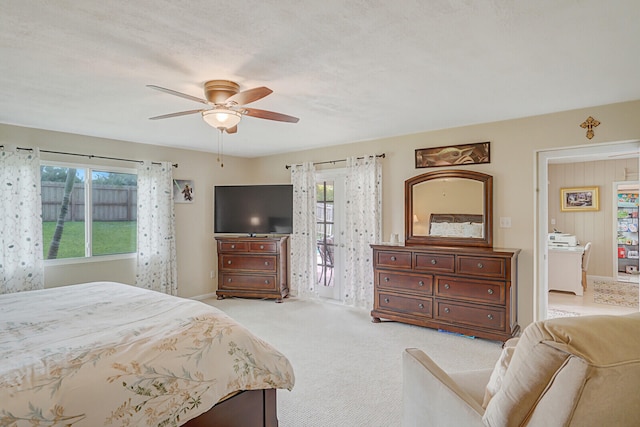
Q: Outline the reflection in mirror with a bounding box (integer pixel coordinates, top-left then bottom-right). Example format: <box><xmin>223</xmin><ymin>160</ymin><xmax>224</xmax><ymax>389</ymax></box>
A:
<box><xmin>412</xmin><ymin>178</ymin><xmax>484</xmax><ymax>237</ymax></box>
<box><xmin>405</xmin><ymin>169</ymin><xmax>493</xmax><ymax>247</ymax></box>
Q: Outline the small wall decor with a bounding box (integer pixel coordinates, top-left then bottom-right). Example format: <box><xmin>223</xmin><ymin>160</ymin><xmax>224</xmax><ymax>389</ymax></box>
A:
<box><xmin>415</xmin><ymin>142</ymin><xmax>490</xmax><ymax>168</ymax></box>
<box><xmin>580</xmin><ymin>116</ymin><xmax>600</xmax><ymax>139</ymax></box>
<box><xmin>173</xmin><ymin>179</ymin><xmax>194</xmax><ymax>203</ymax></box>
<box><xmin>560</xmin><ymin>186</ymin><xmax>599</xmax><ymax>212</ymax></box>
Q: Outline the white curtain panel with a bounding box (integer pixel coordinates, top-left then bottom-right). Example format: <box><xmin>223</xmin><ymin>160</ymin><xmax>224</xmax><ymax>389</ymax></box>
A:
<box><xmin>0</xmin><ymin>149</ymin><xmax>44</xmax><ymax>294</ymax></box>
<box><xmin>290</xmin><ymin>162</ymin><xmax>318</xmax><ymax>299</ymax></box>
<box><xmin>135</xmin><ymin>162</ymin><xmax>178</xmax><ymax>295</ymax></box>
<box><xmin>342</xmin><ymin>155</ymin><xmax>382</xmax><ymax>308</ymax></box>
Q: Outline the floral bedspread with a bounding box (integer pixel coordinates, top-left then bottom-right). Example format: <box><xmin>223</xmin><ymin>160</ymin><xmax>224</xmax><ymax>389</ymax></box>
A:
<box><xmin>0</xmin><ymin>282</ymin><xmax>294</xmax><ymax>426</ymax></box>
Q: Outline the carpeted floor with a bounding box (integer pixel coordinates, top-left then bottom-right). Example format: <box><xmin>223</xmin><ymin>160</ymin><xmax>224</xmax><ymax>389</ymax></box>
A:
<box><xmin>204</xmin><ymin>297</ymin><xmax>502</xmax><ymax>427</ymax></box>
<box><xmin>592</xmin><ymin>280</ymin><xmax>639</xmax><ymax>307</ymax></box>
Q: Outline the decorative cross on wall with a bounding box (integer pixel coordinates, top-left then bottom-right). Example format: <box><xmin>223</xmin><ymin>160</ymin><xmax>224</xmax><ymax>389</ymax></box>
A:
<box><xmin>580</xmin><ymin>116</ymin><xmax>600</xmax><ymax>139</ymax></box>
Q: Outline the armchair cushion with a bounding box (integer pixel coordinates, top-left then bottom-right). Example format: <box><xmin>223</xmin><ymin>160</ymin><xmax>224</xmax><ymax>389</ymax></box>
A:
<box><xmin>482</xmin><ymin>337</ymin><xmax>519</xmax><ymax>408</ymax></box>
<box><xmin>403</xmin><ymin>313</ymin><xmax>640</xmax><ymax>427</ymax></box>
<box><xmin>483</xmin><ymin>313</ymin><xmax>640</xmax><ymax>427</ymax></box>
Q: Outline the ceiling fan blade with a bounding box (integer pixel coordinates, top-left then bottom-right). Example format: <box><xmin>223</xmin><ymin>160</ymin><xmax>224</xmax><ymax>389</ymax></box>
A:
<box><xmin>227</xmin><ymin>86</ymin><xmax>273</xmax><ymax>105</ymax></box>
<box><xmin>225</xmin><ymin>125</ymin><xmax>238</xmax><ymax>134</ymax></box>
<box><xmin>242</xmin><ymin>107</ymin><xmax>299</xmax><ymax>123</ymax></box>
<box><xmin>149</xmin><ymin>109</ymin><xmax>204</xmax><ymax>120</ymax></box>
<box><xmin>147</xmin><ymin>85</ymin><xmax>209</xmax><ymax>105</ymax></box>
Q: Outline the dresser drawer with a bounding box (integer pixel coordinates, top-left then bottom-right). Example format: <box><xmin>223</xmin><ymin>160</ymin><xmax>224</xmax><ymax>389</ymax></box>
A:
<box><xmin>220</xmin><ymin>273</ymin><xmax>277</xmax><ymax>291</ymax></box>
<box><xmin>414</xmin><ymin>253</ymin><xmax>455</xmax><ymax>273</ymax></box>
<box><xmin>218</xmin><ymin>241</ymin><xmax>249</xmax><ymax>252</ymax></box>
<box><xmin>220</xmin><ymin>255</ymin><xmax>278</xmax><ymax>272</ymax></box>
<box><xmin>249</xmin><ymin>241</ymin><xmax>277</xmax><ymax>252</ymax></box>
<box><xmin>377</xmin><ymin>292</ymin><xmax>432</xmax><ymax>317</ymax></box>
<box><xmin>376</xmin><ymin>270</ymin><xmax>432</xmax><ymax>294</ymax></box>
<box><xmin>375</xmin><ymin>251</ymin><xmax>412</xmax><ymax>269</ymax></box>
<box><xmin>435</xmin><ymin>300</ymin><xmax>505</xmax><ymax>331</ymax></box>
<box><xmin>457</xmin><ymin>256</ymin><xmax>506</xmax><ymax>279</ymax></box>
<box><xmin>435</xmin><ymin>277</ymin><xmax>505</xmax><ymax>304</ymax></box>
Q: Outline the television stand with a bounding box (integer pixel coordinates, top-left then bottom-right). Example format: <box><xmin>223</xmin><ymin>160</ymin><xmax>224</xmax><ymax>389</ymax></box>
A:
<box><xmin>215</xmin><ymin>236</ymin><xmax>289</xmax><ymax>302</ymax></box>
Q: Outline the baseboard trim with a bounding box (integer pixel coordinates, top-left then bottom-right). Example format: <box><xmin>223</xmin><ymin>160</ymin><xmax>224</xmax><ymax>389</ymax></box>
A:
<box><xmin>190</xmin><ymin>292</ymin><xmax>218</xmax><ymax>301</ymax></box>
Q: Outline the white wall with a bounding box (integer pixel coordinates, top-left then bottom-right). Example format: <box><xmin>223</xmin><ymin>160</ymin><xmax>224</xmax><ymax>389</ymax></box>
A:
<box><xmin>2</xmin><ymin>99</ymin><xmax>640</xmax><ymax>328</ymax></box>
<box><xmin>251</xmin><ymin>100</ymin><xmax>640</xmax><ymax>327</ymax></box>
<box><xmin>0</xmin><ymin>124</ymin><xmax>255</xmax><ymax>298</ymax></box>
<box><xmin>549</xmin><ymin>158</ymin><xmax>639</xmax><ymax>277</ymax></box>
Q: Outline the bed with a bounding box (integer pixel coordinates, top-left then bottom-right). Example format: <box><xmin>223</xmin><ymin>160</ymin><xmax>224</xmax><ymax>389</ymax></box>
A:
<box><xmin>428</xmin><ymin>213</ymin><xmax>484</xmax><ymax>238</ymax></box>
<box><xmin>0</xmin><ymin>282</ymin><xmax>295</xmax><ymax>426</ymax></box>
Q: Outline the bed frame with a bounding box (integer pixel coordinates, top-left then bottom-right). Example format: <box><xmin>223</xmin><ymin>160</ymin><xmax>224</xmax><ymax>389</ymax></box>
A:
<box><xmin>183</xmin><ymin>389</ymin><xmax>278</xmax><ymax>427</ymax></box>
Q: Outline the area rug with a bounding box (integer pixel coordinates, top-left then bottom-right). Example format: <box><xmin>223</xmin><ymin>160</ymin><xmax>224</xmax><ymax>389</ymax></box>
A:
<box><xmin>592</xmin><ymin>280</ymin><xmax>639</xmax><ymax>308</ymax></box>
<box><xmin>547</xmin><ymin>308</ymin><xmax>582</xmax><ymax>319</ymax></box>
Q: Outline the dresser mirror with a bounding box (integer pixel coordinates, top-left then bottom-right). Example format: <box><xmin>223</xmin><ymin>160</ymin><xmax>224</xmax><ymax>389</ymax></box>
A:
<box><xmin>405</xmin><ymin>169</ymin><xmax>493</xmax><ymax>247</ymax></box>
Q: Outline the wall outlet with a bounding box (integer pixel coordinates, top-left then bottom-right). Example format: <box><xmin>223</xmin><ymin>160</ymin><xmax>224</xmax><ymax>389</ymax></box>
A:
<box><xmin>210</xmin><ymin>270</ymin><xmax>216</xmax><ymax>279</ymax></box>
<box><xmin>499</xmin><ymin>217</ymin><xmax>512</xmax><ymax>228</ymax></box>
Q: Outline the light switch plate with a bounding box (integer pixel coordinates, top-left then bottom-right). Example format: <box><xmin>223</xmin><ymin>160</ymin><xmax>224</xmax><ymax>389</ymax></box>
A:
<box><xmin>499</xmin><ymin>217</ymin><xmax>512</xmax><ymax>228</ymax></box>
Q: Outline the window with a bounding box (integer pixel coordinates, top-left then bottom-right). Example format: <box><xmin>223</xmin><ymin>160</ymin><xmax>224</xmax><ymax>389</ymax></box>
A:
<box><xmin>41</xmin><ymin>163</ymin><xmax>137</xmax><ymax>260</ymax></box>
<box><xmin>316</xmin><ymin>180</ymin><xmax>335</xmax><ymax>287</ymax></box>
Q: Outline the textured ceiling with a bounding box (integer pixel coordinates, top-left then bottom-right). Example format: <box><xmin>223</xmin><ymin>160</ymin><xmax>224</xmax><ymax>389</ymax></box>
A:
<box><xmin>1</xmin><ymin>1</ymin><xmax>639</xmax><ymax>157</ymax></box>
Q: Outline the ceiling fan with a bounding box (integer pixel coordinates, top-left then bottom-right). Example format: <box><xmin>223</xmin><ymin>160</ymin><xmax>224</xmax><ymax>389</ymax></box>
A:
<box><xmin>147</xmin><ymin>80</ymin><xmax>299</xmax><ymax>134</ymax></box>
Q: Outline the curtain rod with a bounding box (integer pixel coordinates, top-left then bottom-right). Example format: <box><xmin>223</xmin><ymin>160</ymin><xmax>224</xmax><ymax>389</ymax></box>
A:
<box><xmin>3</xmin><ymin>146</ymin><xmax>178</xmax><ymax>168</ymax></box>
<box><xmin>285</xmin><ymin>153</ymin><xmax>385</xmax><ymax>169</ymax></box>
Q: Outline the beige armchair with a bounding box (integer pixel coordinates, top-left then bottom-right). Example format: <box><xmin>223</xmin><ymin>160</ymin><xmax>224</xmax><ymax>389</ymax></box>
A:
<box><xmin>403</xmin><ymin>313</ymin><xmax>640</xmax><ymax>427</ymax></box>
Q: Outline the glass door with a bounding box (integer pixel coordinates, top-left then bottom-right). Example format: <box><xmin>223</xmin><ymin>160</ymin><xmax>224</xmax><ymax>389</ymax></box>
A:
<box><xmin>316</xmin><ymin>170</ymin><xmax>345</xmax><ymax>300</ymax></box>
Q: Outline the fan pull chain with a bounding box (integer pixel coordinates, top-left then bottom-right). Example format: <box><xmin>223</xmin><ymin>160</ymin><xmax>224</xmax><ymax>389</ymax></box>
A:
<box><xmin>217</xmin><ymin>129</ymin><xmax>224</xmax><ymax>168</ymax></box>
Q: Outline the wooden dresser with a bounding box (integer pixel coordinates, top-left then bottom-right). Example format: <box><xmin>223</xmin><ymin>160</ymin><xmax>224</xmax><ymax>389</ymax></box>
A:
<box><xmin>370</xmin><ymin>244</ymin><xmax>520</xmax><ymax>341</ymax></box>
<box><xmin>215</xmin><ymin>236</ymin><xmax>289</xmax><ymax>302</ymax></box>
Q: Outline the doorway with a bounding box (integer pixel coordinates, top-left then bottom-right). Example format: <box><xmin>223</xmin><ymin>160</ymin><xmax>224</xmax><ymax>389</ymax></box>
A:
<box><xmin>536</xmin><ymin>140</ymin><xmax>640</xmax><ymax>320</ymax></box>
<box><xmin>614</xmin><ymin>181</ymin><xmax>640</xmax><ymax>283</ymax></box>
<box><xmin>315</xmin><ymin>170</ymin><xmax>346</xmax><ymax>300</ymax></box>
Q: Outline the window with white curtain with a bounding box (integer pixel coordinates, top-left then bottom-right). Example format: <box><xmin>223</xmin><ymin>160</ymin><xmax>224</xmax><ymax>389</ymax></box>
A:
<box><xmin>40</xmin><ymin>162</ymin><xmax>137</xmax><ymax>261</ymax></box>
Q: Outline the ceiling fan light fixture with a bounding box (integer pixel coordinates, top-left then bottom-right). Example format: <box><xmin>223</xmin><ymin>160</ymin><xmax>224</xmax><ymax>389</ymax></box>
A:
<box><xmin>202</xmin><ymin>108</ymin><xmax>242</xmax><ymax>130</ymax></box>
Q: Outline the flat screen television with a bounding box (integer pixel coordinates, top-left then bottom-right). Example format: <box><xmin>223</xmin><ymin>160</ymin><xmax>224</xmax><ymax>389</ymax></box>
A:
<box><xmin>214</xmin><ymin>184</ymin><xmax>293</xmax><ymax>235</ymax></box>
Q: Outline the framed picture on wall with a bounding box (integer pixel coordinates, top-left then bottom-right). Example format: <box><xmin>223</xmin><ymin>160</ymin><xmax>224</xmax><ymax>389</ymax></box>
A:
<box><xmin>415</xmin><ymin>142</ymin><xmax>490</xmax><ymax>168</ymax></box>
<box><xmin>173</xmin><ymin>179</ymin><xmax>194</xmax><ymax>203</ymax></box>
<box><xmin>560</xmin><ymin>186</ymin><xmax>599</xmax><ymax>211</ymax></box>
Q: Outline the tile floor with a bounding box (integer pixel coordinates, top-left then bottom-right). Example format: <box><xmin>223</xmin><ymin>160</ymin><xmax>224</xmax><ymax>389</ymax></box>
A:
<box><xmin>548</xmin><ymin>279</ymin><xmax>639</xmax><ymax>316</ymax></box>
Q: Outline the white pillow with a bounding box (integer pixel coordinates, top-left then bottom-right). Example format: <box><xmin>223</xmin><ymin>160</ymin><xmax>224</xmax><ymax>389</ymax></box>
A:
<box><xmin>482</xmin><ymin>337</ymin><xmax>519</xmax><ymax>408</ymax></box>
<box><xmin>462</xmin><ymin>222</ymin><xmax>484</xmax><ymax>238</ymax></box>
<box><xmin>448</xmin><ymin>222</ymin><xmax>466</xmax><ymax>236</ymax></box>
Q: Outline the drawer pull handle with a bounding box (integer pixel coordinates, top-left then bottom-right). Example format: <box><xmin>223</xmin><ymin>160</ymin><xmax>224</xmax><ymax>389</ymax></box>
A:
<box><xmin>260</xmin><ymin>245</ymin><xmax>265</xmax><ymax>249</ymax></box>
<box><xmin>227</xmin><ymin>278</ymin><xmax>232</xmax><ymax>283</ymax></box>
<box><xmin>487</xmin><ymin>289</ymin><xmax>494</xmax><ymax>295</ymax></box>
<box><xmin>444</xmin><ymin>283</ymin><xmax>450</xmax><ymax>289</ymax></box>
<box><xmin>418</xmin><ymin>303</ymin><xmax>424</xmax><ymax>309</ymax></box>
<box><xmin>264</xmin><ymin>280</ymin><xmax>270</xmax><ymax>284</ymax></box>
<box><xmin>384</xmin><ymin>277</ymin><xmax>390</xmax><ymax>282</ymax></box>
<box><xmin>231</xmin><ymin>244</ymin><xmax>235</xmax><ymax>249</ymax></box>
<box><xmin>430</xmin><ymin>259</ymin><xmax>437</xmax><ymax>265</ymax></box>
<box><xmin>384</xmin><ymin>298</ymin><xmax>390</xmax><ymax>303</ymax></box>
<box><xmin>444</xmin><ymin>307</ymin><xmax>450</xmax><ymax>313</ymax></box>
<box><xmin>264</xmin><ymin>261</ymin><xmax>270</xmax><ymax>266</ymax></box>
<box><xmin>487</xmin><ymin>314</ymin><xmax>494</xmax><ymax>320</ymax></box>
<box><xmin>477</xmin><ymin>262</ymin><xmax>484</xmax><ymax>269</ymax></box>
<box><xmin>390</xmin><ymin>256</ymin><xmax>397</xmax><ymax>261</ymax></box>
<box><xmin>227</xmin><ymin>260</ymin><xmax>232</xmax><ymax>265</ymax></box>
<box><xmin>418</xmin><ymin>280</ymin><xmax>424</xmax><ymax>286</ymax></box>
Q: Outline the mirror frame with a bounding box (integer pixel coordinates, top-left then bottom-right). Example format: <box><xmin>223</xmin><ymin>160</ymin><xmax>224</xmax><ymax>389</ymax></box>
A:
<box><xmin>405</xmin><ymin>169</ymin><xmax>493</xmax><ymax>248</ymax></box>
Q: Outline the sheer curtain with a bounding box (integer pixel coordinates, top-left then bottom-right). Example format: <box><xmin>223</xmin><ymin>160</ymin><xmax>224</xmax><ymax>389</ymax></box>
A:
<box><xmin>342</xmin><ymin>155</ymin><xmax>382</xmax><ymax>308</ymax></box>
<box><xmin>290</xmin><ymin>162</ymin><xmax>318</xmax><ymax>299</ymax></box>
<box><xmin>135</xmin><ymin>161</ymin><xmax>177</xmax><ymax>295</ymax></box>
<box><xmin>0</xmin><ymin>149</ymin><xmax>44</xmax><ymax>294</ymax></box>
